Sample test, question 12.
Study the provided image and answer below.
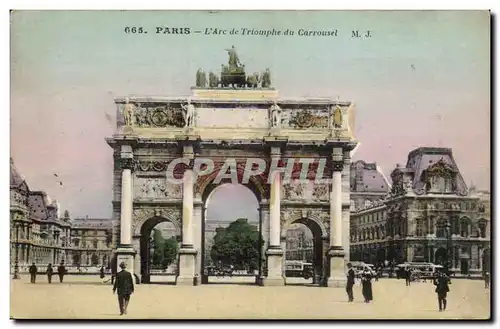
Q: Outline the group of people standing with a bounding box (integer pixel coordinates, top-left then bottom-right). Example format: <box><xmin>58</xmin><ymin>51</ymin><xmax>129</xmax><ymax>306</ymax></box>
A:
<box><xmin>346</xmin><ymin>263</ymin><xmax>374</xmax><ymax>303</ymax></box>
<box><xmin>345</xmin><ymin>262</ymin><xmax>452</xmax><ymax>312</ymax></box>
<box><xmin>28</xmin><ymin>262</ymin><xmax>67</xmax><ymax>284</ymax></box>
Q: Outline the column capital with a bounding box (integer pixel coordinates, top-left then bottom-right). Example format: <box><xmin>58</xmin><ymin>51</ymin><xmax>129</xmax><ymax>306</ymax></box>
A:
<box><xmin>332</xmin><ymin>160</ymin><xmax>344</xmax><ymax>172</ymax></box>
<box><xmin>118</xmin><ymin>157</ymin><xmax>136</xmax><ymax>171</ymax></box>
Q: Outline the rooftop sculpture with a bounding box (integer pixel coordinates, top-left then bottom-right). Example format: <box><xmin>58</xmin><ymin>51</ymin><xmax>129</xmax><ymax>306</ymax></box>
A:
<box><xmin>195</xmin><ymin>46</ymin><xmax>273</xmax><ymax>89</ymax></box>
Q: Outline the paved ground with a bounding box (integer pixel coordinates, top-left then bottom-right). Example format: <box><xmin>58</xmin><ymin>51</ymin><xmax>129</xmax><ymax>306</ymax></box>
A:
<box><xmin>10</xmin><ymin>275</ymin><xmax>490</xmax><ymax>320</ymax></box>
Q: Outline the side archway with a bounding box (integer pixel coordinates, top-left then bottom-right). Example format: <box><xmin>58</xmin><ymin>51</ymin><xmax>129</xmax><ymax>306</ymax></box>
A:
<box><xmin>281</xmin><ymin>211</ymin><xmax>328</xmax><ymax>285</ymax></box>
<box><xmin>136</xmin><ymin>215</ymin><xmax>181</xmax><ymax>284</ymax></box>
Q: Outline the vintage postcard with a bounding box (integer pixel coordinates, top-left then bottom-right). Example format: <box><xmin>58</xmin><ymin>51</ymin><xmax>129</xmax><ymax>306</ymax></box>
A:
<box><xmin>9</xmin><ymin>10</ymin><xmax>490</xmax><ymax>320</ymax></box>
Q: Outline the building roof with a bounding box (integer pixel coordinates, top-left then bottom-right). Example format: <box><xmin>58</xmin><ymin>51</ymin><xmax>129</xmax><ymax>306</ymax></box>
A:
<box><xmin>28</xmin><ymin>191</ymin><xmax>50</xmax><ymax>220</ymax></box>
<box><xmin>10</xmin><ymin>158</ymin><xmax>28</xmax><ymax>190</ymax></box>
<box><xmin>71</xmin><ymin>218</ymin><xmax>113</xmax><ymax>229</ymax></box>
<box><xmin>402</xmin><ymin>147</ymin><xmax>468</xmax><ymax>195</ymax></box>
<box><xmin>350</xmin><ymin>160</ymin><xmax>391</xmax><ymax>193</ymax></box>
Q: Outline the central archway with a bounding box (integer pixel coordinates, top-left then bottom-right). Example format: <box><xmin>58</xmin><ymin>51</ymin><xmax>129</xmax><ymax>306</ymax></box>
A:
<box><xmin>201</xmin><ymin>181</ymin><xmax>262</xmax><ymax>285</ymax></box>
<box><xmin>281</xmin><ymin>213</ymin><xmax>328</xmax><ymax>286</ymax></box>
<box><xmin>139</xmin><ymin>216</ymin><xmax>181</xmax><ymax>284</ymax></box>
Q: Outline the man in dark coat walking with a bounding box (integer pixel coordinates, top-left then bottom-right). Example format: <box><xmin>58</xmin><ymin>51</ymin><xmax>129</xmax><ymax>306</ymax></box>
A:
<box><xmin>113</xmin><ymin>262</ymin><xmax>135</xmax><ymax>315</ymax></box>
<box><xmin>434</xmin><ymin>270</ymin><xmax>451</xmax><ymax>311</ymax></box>
<box><xmin>29</xmin><ymin>263</ymin><xmax>37</xmax><ymax>283</ymax></box>
<box><xmin>346</xmin><ymin>262</ymin><xmax>355</xmax><ymax>302</ymax></box>
<box><xmin>46</xmin><ymin>263</ymin><xmax>54</xmax><ymax>283</ymax></box>
<box><xmin>57</xmin><ymin>262</ymin><xmax>66</xmax><ymax>283</ymax></box>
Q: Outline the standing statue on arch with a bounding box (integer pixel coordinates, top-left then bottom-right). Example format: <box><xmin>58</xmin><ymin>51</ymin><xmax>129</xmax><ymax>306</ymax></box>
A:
<box><xmin>270</xmin><ymin>100</ymin><xmax>282</xmax><ymax>129</ymax></box>
<box><xmin>225</xmin><ymin>45</ymin><xmax>242</xmax><ymax>71</ymax></box>
<box><xmin>122</xmin><ymin>97</ymin><xmax>135</xmax><ymax>126</ymax></box>
<box><xmin>181</xmin><ymin>99</ymin><xmax>195</xmax><ymax>128</ymax></box>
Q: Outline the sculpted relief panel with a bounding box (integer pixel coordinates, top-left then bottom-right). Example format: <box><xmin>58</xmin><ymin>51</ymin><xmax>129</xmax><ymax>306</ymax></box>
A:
<box><xmin>134</xmin><ymin>177</ymin><xmax>182</xmax><ymax>200</ymax></box>
<box><xmin>282</xmin><ymin>180</ymin><xmax>329</xmax><ymax>202</ymax></box>
<box><xmin>118</xmin><ymin>102</ymin><xmax>186</xmax><ymax>128</ymax></box>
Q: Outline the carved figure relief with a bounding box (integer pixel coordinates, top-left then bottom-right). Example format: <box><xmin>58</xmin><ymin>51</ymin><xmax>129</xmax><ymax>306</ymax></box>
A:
<box><xmin>312</xmin><ymin>184</ymin><xmax>328</xmax><ymax>201</ymax></box>
<box><xmin>289</xmin><ymin>110</ymin><xmax>328</xmax><ymax>129</ymax></box>
<box><xmin>332</xmin><ymin>105</ymin><xmax>343</xmax><ymax>128</ymax></box>
<box><xmin>282</xmin><ymin>180</ymin><xmax>307</xmax><ymax>200</ymax></box>
<box><xmin>149</xmin><ymin>106</ymin><xmax>184</xmax><ymax>128</ymax></box>
<box><xmin>422</xmin><ymin>158</ymin><xmax>457</xmax><ymax>194</ymax></box>
<box><xmin>136</xmin><ymin>178</ymin><xmax>181</xmax><ymax>199</ymax></box>
<box><xmin>134</xmin><ymin>105</ymin><xmax>148</xmax><ymax>127</ymax></box>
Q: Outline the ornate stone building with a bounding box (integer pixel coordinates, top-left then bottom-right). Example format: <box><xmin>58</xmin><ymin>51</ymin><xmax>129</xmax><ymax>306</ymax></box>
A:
<box><xmin>349</xmin><ymin>160</ymin><xmax>391</xmax><ymax>211</ymax></box>
<box><xmin>107</xmin><ymin>47</ymin><xmax>358</xmax><ymax>286</ymax></box>
<box><xmin>350</xmin><ymin>147</ymin><xmax>491</xmax><ymax>276</ymax></box>
<box><xmin>10</xmin><ymin>158</ymin><xmax>113</xmax><ymax>273</ymax></box>
<box><xmin>285</xmin><ymin>224</ymin><xmax>314</xmax><ymax>262</ymax></box>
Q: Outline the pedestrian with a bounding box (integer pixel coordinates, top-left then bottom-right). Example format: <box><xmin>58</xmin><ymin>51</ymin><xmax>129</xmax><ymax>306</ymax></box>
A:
<box><xmin>346</xmin><ymin>262</ymin><xmax>355</xmax><ymax>302</ymax></box>
<box><xmin>111</xmin><ymin>264</ymin><xmax>117</xmax><ymax>285</ymax></box>
<box><xmin>57</xmin><ymin>262</ymin><xmax>66</xmax><ymax>283</ymax></box>
<box><xmin>113</xmin><ymin>262</ymin><xmax>135</xmax><ymax>315</ymax></box>
<box><xmin>405</xmin><ymin>268</ymin><xmax>411</xmax><ymax>286</ymax></box>
<box><xmin>100</xmin><ymin>265</ymin><xmax>106</xmax><ymax>282</ymax></box>
<box><xmin>434</xmin><ymin>270</ymin><xmax>451</xmax><ymax>311</ymax></box>
<box><xmin>29</xmin><ymin>262</ymin><xmax>37</xmax><ymax>283</ymax></box>
<box><xmin>484</xmin><ymin>272</ymin><xmax>490</xmax><ymax>289</ymax></box>
<box><xmin>46</xmin><ymin>263</ymin><xmax>53</xmax><ymax>283</ymax></box>
<box><xmin>361</xmin><ymin>266</ymin><xmax>373</xmax><ymax>303</ymax></box>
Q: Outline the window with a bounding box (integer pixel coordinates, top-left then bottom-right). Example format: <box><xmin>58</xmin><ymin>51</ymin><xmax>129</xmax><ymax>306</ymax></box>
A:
<box><xmin>478</xmin><ymin>221</ymin><xmax>487</xmax><ymax>238</ymax></box>
<box><xmin>460</xmin><ymin>218</ymin><xmax>469</xmax><ymax>238</ymax></box>
<box><xmin>93</xmin><ymin>240</ymin><xmax>98</xmax><ymax>249</ymax></box>
<box><xmin>436</xmin><ymin>218</ymin><xmax>446</xmax><ymax>238</ymax></box>
<box><xmin>416</xmin><ymin>219</ymin><xmax>424</xmax><ymax>236</ymax></box>
<box><xmin>429</xmin><ymin>217</ymin><xmax>435</xmax><ymax>235</ymax></box>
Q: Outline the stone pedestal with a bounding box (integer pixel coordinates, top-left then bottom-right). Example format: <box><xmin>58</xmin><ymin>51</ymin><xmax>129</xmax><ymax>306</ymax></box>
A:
<box><xmin>116</xmin><ymin>245</ymin><xmax>136</xmax><ymax>275</ymax></box>
<box><xmin>177</xmin><ymin>248</ymin><xmax>197</xmax><ymax>286</ymax></box>
<box><xmin>263</xmin><ymin>248</ymin><xmax>285</xmax><ymax>286</ymax></box>
<box><xmin>326</xmin><ymin>247</ymin><xmax>346</xmax><ymax>288</ymax></box>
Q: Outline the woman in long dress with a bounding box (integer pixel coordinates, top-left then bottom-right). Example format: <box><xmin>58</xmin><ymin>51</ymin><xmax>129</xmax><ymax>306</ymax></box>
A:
<box><xmin>361</xmin><ymin>267</ymin><xmax>374</xmax><ymax>303</ymax></box>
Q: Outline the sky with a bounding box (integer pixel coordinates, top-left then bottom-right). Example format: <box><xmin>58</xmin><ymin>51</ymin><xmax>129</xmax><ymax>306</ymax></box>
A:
<box><xmin>10</xmin><ymin>10</ymin><xmax>490</xmax><ymax>219</ymax></box>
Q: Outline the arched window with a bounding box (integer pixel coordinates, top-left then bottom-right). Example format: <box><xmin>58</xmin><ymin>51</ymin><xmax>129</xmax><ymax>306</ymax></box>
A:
<box><xmin>460</xmin><ymin>218</ymin><xmax>470</xmax><ymax>237</ymax></box>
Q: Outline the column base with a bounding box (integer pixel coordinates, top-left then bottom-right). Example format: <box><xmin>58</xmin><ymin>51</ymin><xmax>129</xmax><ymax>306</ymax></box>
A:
<box><xmin>176</xmin><ymin>248</ymin><xmax>197</xmax><ymax>286</ymax></box>
<box><xmin>325</xmin><ymin>246</ymin><xmax>347</xmax><ymax>288</ymax></box>
<box><xmin>263</xmin><ymin>247</ymin><xmax>285</xmax><ymax>286</ymax></box>
<box><xmin>116</xmin><ymin>245</ymin><xmax>136</xmax><ymax>276</ymax></box>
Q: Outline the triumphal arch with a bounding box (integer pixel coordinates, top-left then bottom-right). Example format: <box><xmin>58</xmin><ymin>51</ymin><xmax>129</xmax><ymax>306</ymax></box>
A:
<box><xmin>106</xmin><ymin>48</ymin><xmax>358</xmax><ymax>287</ymax></box>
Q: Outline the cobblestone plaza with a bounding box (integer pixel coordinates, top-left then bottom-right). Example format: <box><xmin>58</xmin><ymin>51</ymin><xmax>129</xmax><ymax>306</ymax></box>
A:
<box><xmin>10</xmin><ymin>275</ymin><xmax>490</xmax><ymax>320</ymax></box>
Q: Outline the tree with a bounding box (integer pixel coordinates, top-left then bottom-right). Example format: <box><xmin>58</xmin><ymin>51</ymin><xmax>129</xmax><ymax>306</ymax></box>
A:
<box><xmin>151</xmin><ymin>229</ymin><xmax>166</xmax><ymax>267</ymax></box>
<box><xmin>162</xmin><ymin>237</ymin><xmax>179</xmax><ymax>268</ymax></box>
<box><xmin>210</xmin><ymin>218</ymin><xmax>263</xmax><ymax>271</ymax></box>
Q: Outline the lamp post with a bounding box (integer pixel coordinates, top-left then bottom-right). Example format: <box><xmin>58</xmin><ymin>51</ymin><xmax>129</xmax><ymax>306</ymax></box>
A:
<box><xmin>13</xmin><ymin>222</ymin><xmax>20</xmax><ymax>280</ymax></box>
<box><xmin>445</xmin><ymin>221</ymin><xmax>452</xmax><ymax>275</ymax></box>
